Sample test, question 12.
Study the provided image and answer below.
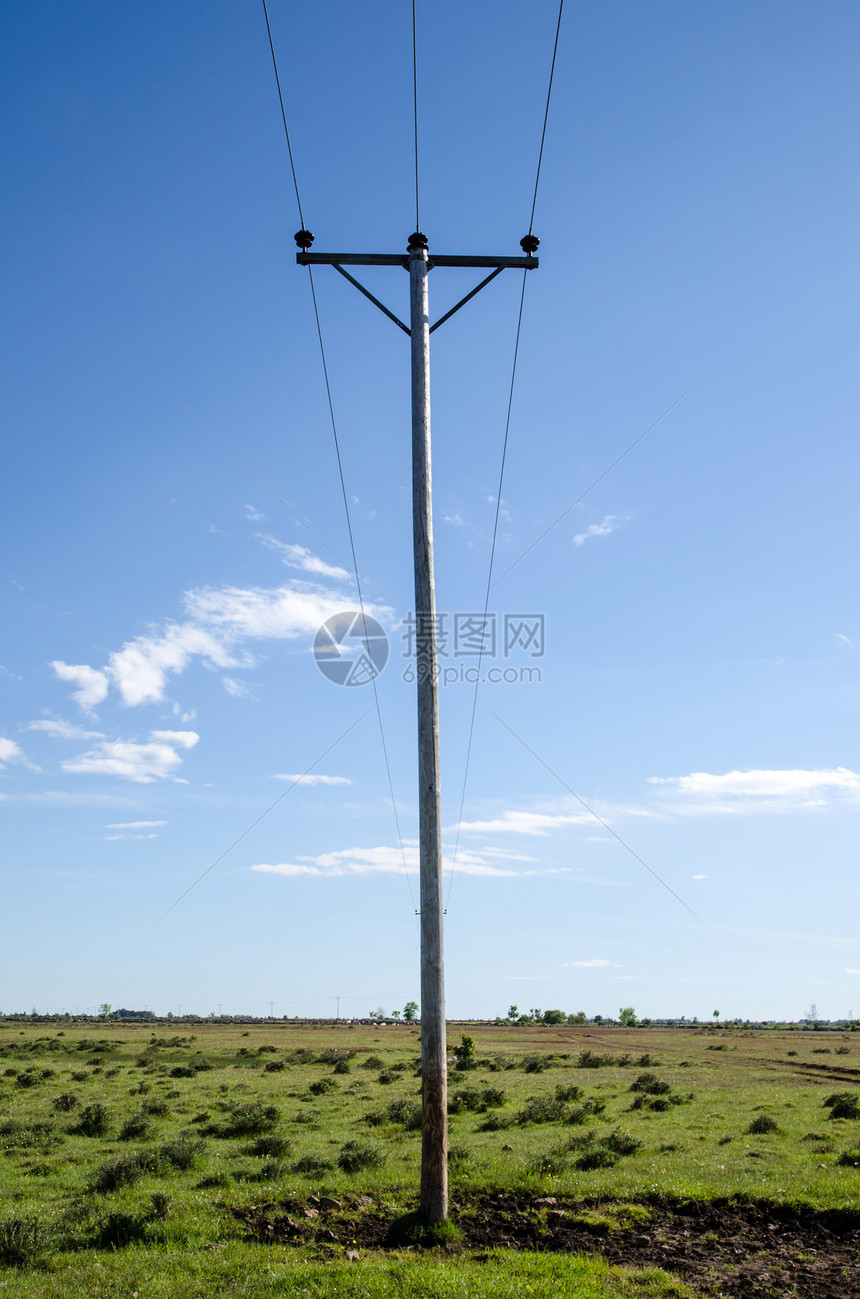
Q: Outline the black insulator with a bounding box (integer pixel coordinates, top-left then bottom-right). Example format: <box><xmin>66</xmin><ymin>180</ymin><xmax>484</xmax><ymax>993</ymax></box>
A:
<box><xmin>407</xmin><ymin>230</ymin><xmax>429</xmax><ymax>251</ymax></box>
<box><xmin>520</xmin><ymin>234</ymin><xmax>540</xmax><ymax>255</ymax></box>
<box><xmin>294</xmin><ymin>228</ymin><xmax>315</xmax><ymax>251</ymax></box>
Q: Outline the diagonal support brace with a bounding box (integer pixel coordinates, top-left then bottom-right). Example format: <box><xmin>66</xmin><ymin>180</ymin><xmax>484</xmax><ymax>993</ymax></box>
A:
<box><xmin>331</xmin><ymin>264</ymin><xmax>410</xmax><ymax>334</ymax></box>
<box><xmin>429</xmin><ymin>266</ymin><xmax>504</xmax><ymax>333</ymax></box>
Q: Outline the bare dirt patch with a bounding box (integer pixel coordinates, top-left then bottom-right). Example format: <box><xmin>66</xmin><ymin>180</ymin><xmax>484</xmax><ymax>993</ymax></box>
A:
<box><xmin>229</xmin><ymin>1192</ymin><xmax>860</xmax><ymax>1297</ymax></box>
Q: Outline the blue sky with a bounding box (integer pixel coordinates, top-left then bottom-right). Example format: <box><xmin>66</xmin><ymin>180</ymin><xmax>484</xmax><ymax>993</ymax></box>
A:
<box><xmin>2</xmin><ymin>0</ymin><xmax>859</xmax><ymax>1020</ymax></box>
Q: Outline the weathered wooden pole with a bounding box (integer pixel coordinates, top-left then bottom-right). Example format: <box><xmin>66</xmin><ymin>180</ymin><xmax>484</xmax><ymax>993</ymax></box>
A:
<box><xmin>294</xmin><ymin>228</ymin><xmax>538</xmax><ymax>1226</ymax></box>
<box><xmin>408</xmin><ymin>230</ymin><xmax>448</xmax><ymax>1223</ymax></box>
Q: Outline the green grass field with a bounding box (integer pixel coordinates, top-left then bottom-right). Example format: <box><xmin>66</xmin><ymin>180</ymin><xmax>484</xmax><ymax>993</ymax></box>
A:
<box><xmin>1</xmin><ymin>1020</ymin><xmax>858</xmax><ymax>1295</ymax></box>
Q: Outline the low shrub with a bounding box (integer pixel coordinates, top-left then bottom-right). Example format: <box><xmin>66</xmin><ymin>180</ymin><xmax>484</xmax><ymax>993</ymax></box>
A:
<box><xmin>387</xmin><ymin>1099</ymin><xmax>422</xmax><ymax>1129</ymax></box>
<box><xmin>142</xmin><ymin>1098</ymin><xmax>170</xmax><ymax>1117</ymax></box>
<box><xmin>567</xmin><ymin>1098</ymin><xmax>606</xmax><ymax>1124</ymax></box>
<box><xmin>554</xmin><ymin>1083</ymin><xmax>583</xmax><ymax>1103</ymax></box>
<box><xmin>361</xmin><ymin>1056</ymin><xmax>384</xmax><ymax>1070</ymax></box>
<box><xmin>264</xmin><ymin>1060</ymin><xmax>286</xmax><ymax>1073</ymax></box>
<box><xmin>630</xmin><ymin>1072</ymin><xmax>670</xmax><ymax>1095</ymax></box>
<box><xmin>159</xmin><ymin>1134</ymin><xmax>204</xmax><ymax>1171</ymax></box>
<box><xmin>747</xmin><ymin>1114</ymin><xmax>779</xmax><ymax>1135</ymax></box>
<box><xmin>448</xmin><ymin>1086</ymin><xmax>506</xmax><ymax>1115</ymax></box>
<box><xmin>207</xmin><ymin>1101</ymin><xmax>279</xmax><ymax>1137</ymax></box>
<box><xmin>576</xmin><ymin>1146</ymin><xmax>618</xmax><ymax>1170</ymax></box>
<box><xmin>92</xmin><ymin>1152</ymin><xmax>154</xmax><ymax>1193</ymax></box>
<box><xmin>0</xmin><ymin>1216</ymin><xmax>42</xmax><ymax>1267</ymax></box>
<box><xmin>308</xmin><ymin>1077</ymin><xmax>337</xmax><ymax>1096</ymax></box>
<box><xmin>836</xmin><ymin>1149</ymin><xmax>860</xmax><ymax>1168</ymax></box>
<box><xmin>196</xmin><ymin>1172</ymin><xmax>232</xmax><ymax>1188</ymax></box>
<box><xmin>292</xmin><ymin>1154</ymin><xmax>333</xmax><ymax>1174</ymax></box>
<box><xmin>578</xmin><ymin>1051</ymin><xmax>614</xmax><ymax>1069</ymax></box>
<box><xmin>531</xmin><ymin>1153</ymin><xmax>569</xmax><ymax>1176</ymax></box>
<box><xmin>332</xmin><ymin>1058</ymin><xmax>351</xmax><ymax>1074</ymax></box>
<box><xmin>150</xmin><ymin>1192</ymin><xmax>171</xmax><ymax>1220</ymax></box>
<box><xmin>52</xmin><ymin>1093</ymin><xmax>79</xmax><ymax>1112</ymax></box>
<box><xmin>118</xmin><ymin>1111</ymin><xmax>151</xmax><ymax>1141</ymax></box>
<box><xmin>337</xmin><ymin>1139</ymin><xmax>384</xmax><ymax>1173</ymax></box>
<box><xmin>377</xmin><ymin>1071</ymin><xmax>396</xmax><ymax>1085</ymax></box>
<box><xmin>824</xmin><ymin>1092</ymin><xmax>860</xmax><ymax>1120</ymax></box>
<box><xmin>73</xmin><ymin>1103</ymin><xmax>110</xmax><ymax>1137</ymax></box>
<box><xmin>515</xmin><ymin>1095</ymin><xmax>569</xmax><ymax>1126</ymax></box>
<box><xmin>244</xmin><ymin>1133</ymin><xmax>292</xmax><ymax>1158</ymax></box>
<box><xmin>94</xmin><ymin>1211</ymin><xmax>146</xmax><ymax>1249</ymax></box>
<box><xmin>603</xmin><ymin>1128</ymin><xmax>642</xmax><ymax>1155</ymax></box>
<box><xmin>523</xmin><ymin>1054</ymin><xmax>552</xmax><ymax>1073</ymax></box>
<box><xmin>630</xmin><ymin>1094</ymin><xmax>670</xmax><ymax>1112</ymax></box>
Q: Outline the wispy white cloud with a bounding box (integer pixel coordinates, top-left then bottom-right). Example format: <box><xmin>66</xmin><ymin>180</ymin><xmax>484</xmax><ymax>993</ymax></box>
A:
<box><xmin>649</xmin><ymin>767</ymin><xmax>860</xmax><ymax>813</ymax></box>
<box><xmin>0</xmin><ymin>737</ymin><xmax>37</xmax><ymax>770</ymax></box>
<box><xmin>258</xmin><ymin>535</ymin><xmax>348</xmax><ymax>581</ymax></box>
<box><xmin>562</xmin><ymin>958</ymin><xmax>615</xmax><ymax>968</ymax></box>
<box><xmin>103</xmin><ymin>832</ymin><xmax>159</xmax><ymax>841</ymax></box>
<box><xmin>27</xmin><ymin>717</ymin><xmax>104</xmax><ymax>741</ymax></box>
<box><xmin>455</xmin><ymin>809</ymin><xmax>592</xmax><ymax>837</ymax></box>
<box><xmin>106</xmin><ymin>821</ymin><xmax>166</xmax><ymax>829</ymax></box>
<box><xmin>274</xmin><ymin>773</ymin><xmax>352</xmax><ymax>787</ymax></box>
<box><xmin>846</xmin><ymin>969</ymin><xmax>860</xmax><ymax>976</ymax></box>
<box><xmin>62</xmin><ymin>731</ymin><xmax>199</xmax><ymax>783</ymax></box>
<box><xmin>50</xmin><ymin>662</ymin><xmax>109</xmax><ymax>713</ymax></box>
<box><xmin>251</xmin><ymin>841</ymin><xmax>573</xmax><ymax>880</ymax></box>
<box><xmin>244</xmin><ymin>505</ymin><xmax>266</xmax><ymax>522</ymax></box>
<box><xmin>53</xmin><ymin>568</ymin><xmax>390</xmax><ymax>711</ymax></box>
<box><xmin>836</xmin><ymin>633</ymin><xmax>854</xmax><ymax>649</ymax></box>
<box><xmin>574</xmin><ymin>515</ymin><xmax>621</xmax><ymax>546</ymax></box>
<box><xmin>692</xmin><ymin>873</ymin><xmax>708</xmax><ymax>880</ymax></box>
<box><xmin>221</xmin><ymin>677</ymin><xmax>256</xmax><ymax>699</ymax></box>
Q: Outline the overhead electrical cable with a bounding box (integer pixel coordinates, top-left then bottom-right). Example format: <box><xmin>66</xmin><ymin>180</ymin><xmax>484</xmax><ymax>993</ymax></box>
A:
<box><xmin>305</xmin><ymin>266</ymin><xmax>415</xmax><ymax>906</ymax></box>
<box><xmin>412</xmin><ymin>0</ymin><xmax>420</xmax><ymax>230</ymax></box>
<box><xmin>491</xmin><ymin>384</ymin><xmax>695</xmax><ymax>588</ymax></box>
<box><xmin>262</xmin><ymin>0</ymin><xmax>415</xmax><ymax>906</ymax></box>
<box><xmin>485</xmin><ymin>705</ymin><xmax>700</xmax><ymax>921</ymax></box>
<box><xmin>165</xmin><ymin>385</ymin><xmax>367</xmax><ymax>589</ymax></box>
<box><xmin>262</xmin><ymin>0</ymin><xmax>305</xmax><ymax>228</ymax></box>
<box><xmin>446</xmin><ymin>0</ymin><xmax>564</xmax><ymax>902</ymax></box>
<box><xmin>528</xmin><ymin>0</ymin><xmax>564</xmax><ymax>236</ymax></box>
<box><xmin>160</xmin><ymin>708</ymin><xmax>373</xmax><ymax>919</ymax></box>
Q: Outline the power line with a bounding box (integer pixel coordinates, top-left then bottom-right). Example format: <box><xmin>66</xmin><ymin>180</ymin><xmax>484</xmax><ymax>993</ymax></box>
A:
<box><xmin>261</xmin><ymin>5</ymin><xmax>415</xmax><ymax>908</ymax></box>
<box><xmin>485</xmin><ymin>704</ymin><xmax>700</xmax><ymax>921</ymax></box>
<box><xmin>304</xmin><ymin>266</ymin><xmax>415</xmax><ymax>906</ymax></box>
<box><xmin>446</xmin><ymin>269</ymin><xmax>529</xmax><ymax>902</ymax></box>
<box><xmin>160</xmin><ymin>708</ymin><xmax>372</xmax><ymax>919</ymax></box>
<box><xmin>165</xmin><ymin>385</ymin><xmax>367</xmax><ymax>588</ymax></box>
<box><xmin>412</xmin><ymin>0</ymin><xmax>420</xmax><ymax>230</ymax></box>
<box><xmin>446</xmin><ymin>4</ymin><xmax>564</xmax><ymax>899</ymax></box>
<box><xmin>262</xmin><ymin>0</ymin><xmax>305</xmax><ymax>229</ymax></box>
<box><xmin>491</xmin><ymin>384</ymin><xmax>694</xmax><ymax>589</ymax></box>
<box><xmin>529</xmin><ymin>0</ymin><xmax>565</xmax><ymax>236</ymax></box>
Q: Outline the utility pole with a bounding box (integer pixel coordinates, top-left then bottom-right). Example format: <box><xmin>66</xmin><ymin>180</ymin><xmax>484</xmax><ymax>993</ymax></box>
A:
<box><xmin>296</xmin><ymin>227</ymin><xmax>538</xmax><ymax>1223</ymax></box>
<box><xmin>335</xmin><ymin>995</ymin><xmax>341</xmax><ymax>1020</ymax></box>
